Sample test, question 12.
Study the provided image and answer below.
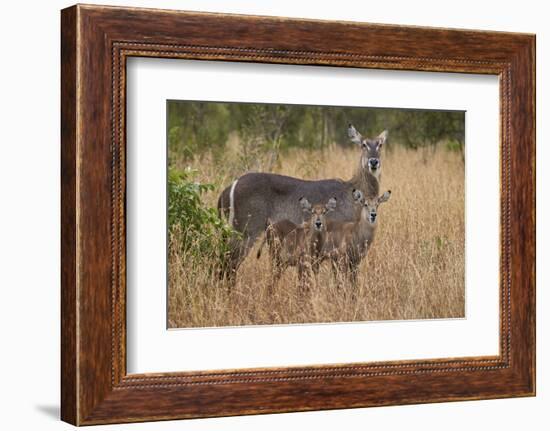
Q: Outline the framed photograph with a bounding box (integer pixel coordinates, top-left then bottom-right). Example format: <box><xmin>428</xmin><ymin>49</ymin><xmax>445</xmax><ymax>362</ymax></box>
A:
<box><xmin>61</xmin><ymin>4</ymin><xmax>535</xmax><ymax>425</ymax></box>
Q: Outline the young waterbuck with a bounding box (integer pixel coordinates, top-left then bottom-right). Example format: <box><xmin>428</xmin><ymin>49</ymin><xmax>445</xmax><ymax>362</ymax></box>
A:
<box><xmin>256</xmin><ymin>197</ymin><xmax>337</xmax><ymax>290</ymax></box>
<box><xmin>323</xmin><ymin>190</ymin><xmax>392</xmax><ymax>285</ymax></box>
<box><xmin>218</xmin><ymin>124</ymin><xmax>387</xmax><ymax>279</ymax></box>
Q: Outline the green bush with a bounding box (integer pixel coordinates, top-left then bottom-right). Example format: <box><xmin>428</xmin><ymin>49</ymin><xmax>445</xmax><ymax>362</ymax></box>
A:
<box><xmin>168</xmin><ymin>168</ymin><xmax>236</xmax><ymax>260</ymax></box>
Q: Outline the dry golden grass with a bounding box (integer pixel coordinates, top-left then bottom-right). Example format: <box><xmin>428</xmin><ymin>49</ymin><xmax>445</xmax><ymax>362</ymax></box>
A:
<box><xmin>168</xmin><ymin>143</ymin><xmax>465</xmax><ymax>328</ymax></box>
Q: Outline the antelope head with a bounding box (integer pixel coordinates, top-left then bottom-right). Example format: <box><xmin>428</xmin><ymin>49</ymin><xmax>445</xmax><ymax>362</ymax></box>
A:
<box><xmin>362</xmin><ymin>190</ymin><xmax>392</xmax><ymax>225</ymax></box>
<box><xmin>299</xmin><ymin>197</ymin><xmax>337</xmax><ymax>232</ymax></box>
<box><xmin>348</xmin><ymin>124</ymin><xmax>388</xmax><ymax>177</ymax></box>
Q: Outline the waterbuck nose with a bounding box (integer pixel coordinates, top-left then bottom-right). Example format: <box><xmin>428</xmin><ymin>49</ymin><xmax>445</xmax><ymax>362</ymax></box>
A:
<box><xmin>369</xmin><ymin>158</ymin><xmax>379</xmax><ymax>168</ymax></box>
<box><xmin>315</xmin><ymin>220</ymin><xmax>323</xmax><ymax>229</ymax></box>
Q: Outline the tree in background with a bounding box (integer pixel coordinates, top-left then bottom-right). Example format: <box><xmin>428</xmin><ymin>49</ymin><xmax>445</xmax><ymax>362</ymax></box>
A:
<box><xmin>167</xmin><ymin>101</ymin><xmax>465</xmax><ymax>167</ymax></box>
<box><xmin>230</xmin><ymin>104</ymin><xmax>292</xmax><ymax>171</ymax></box>
<box><xmin>167</xmin><ymin>101</ymin><xmax>231</xmax><ymax>163</ymax></box>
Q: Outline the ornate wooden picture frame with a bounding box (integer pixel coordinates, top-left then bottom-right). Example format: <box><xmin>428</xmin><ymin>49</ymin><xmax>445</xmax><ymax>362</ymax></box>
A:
<box><xmin>61</xmin><ymin>4</ymin><xmax>535</xmax><ymax>425</ymax></box>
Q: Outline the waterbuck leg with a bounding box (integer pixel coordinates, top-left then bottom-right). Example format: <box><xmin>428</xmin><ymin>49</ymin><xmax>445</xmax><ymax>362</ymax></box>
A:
<box><xmin>311</xmin><ymin>257</ymin><xmax>321</xmax><ymax>277</ymax></box>
<box><xmin>309</xmin><ymin>256</ymin><xmax>322</xmax><ymax>290</ymax></box>
<box><xmin>271</xmin><ymin>263</ymin><xmax>283</xmax><ymax>291</ymax></box>
<box><xmin>346</xmin><ymin>258</ymin><xmax>361</xmax><ymax>298</ymax></box>
<box><xmin>268</xmin><ymin>251</ymin><xmax>284</xmax><ymax>294</ymax></box>
<box><xmin>218</xmin><ymin>237</ymin><xmax>240</xmax><ymax>282</ymax></box>
<box><xmin>329</xmin><ymin>257</ymin><xmax>342</xmax><ymax>288</ymax></box>
<box><xmin>218</xmin><ymin>234</ymin><xmax>257</xmax><ymax>286</ymax></box>
<box><xmin>298</xmin><ymin>256</ymin><xmax>314</xmax><ymax>295</ymax></box>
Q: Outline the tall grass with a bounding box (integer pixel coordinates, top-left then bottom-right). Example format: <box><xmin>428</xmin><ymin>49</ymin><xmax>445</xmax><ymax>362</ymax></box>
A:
<box><xmin>168</xmin><ymin>143</ymin><xmax>465</xmax><ymax>328</ymax></box>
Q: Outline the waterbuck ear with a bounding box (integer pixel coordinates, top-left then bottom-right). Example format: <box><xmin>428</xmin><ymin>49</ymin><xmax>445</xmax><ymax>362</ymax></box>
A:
<box><xmin>348</xmin><ymin>123</ymin><xmax>363</xmax><ymax>146</ymax></box>
<box><xmin>299</xmin><ymin>197</ymin><xmax>312</xmax><ymax>212</ymax></box>
<box><xmin>377</xmin><ymin>130</ymin><xmax>388</xmax><ymax>147</ymax></box>
<box><xmin>352</xmin><ymin>188</ymin><xmax>364</xmax><ymax>203</ymax></box>
<box><xmin>326</xmin><ymin>197</ymin><xmax>337</xmax><ymax>211</ymax></box>
<box><xmin>378</xmin><ymin>190</ymin><xmax>392</xmax><ymax>203</ymax></box>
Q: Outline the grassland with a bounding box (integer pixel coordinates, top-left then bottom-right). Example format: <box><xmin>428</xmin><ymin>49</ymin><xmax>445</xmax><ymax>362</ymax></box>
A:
<box><xmin>168</xmin><ymin>140</ymin><xmax>465</xmax><ymax>328</ymax></box>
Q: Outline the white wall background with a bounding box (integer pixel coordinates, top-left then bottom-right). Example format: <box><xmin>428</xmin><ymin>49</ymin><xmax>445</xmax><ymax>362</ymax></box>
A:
<box><xmin>0</xmin><ymin>0</ymin><xmax>546</xmax><ymax>429</ymax></box>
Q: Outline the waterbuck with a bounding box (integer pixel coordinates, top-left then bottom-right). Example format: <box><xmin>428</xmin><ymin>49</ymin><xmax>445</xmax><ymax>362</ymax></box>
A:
<box><xmin>256</xmin><ymin>197</ymin><xmax>337</xmax><ymax>290</ymax></box>
<box><xmin>218</xmin><ymin>124</ymin><xmax>387</xmax><ymax>279</ymax></box>
<box><xmin>323</xmin><ymin>190</ymin><xmax>392</xmax><ymax>285</ymax></box>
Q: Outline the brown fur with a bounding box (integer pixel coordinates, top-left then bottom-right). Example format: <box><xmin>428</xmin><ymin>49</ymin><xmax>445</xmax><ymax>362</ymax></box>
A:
<box><xmin>217</xmin><ymin>126</ymin><xmax>386</xmax><ymax>280</ymax></box>
<box><xmin>256</xmin><ymin>198</ymin><xmax>336</xmax><ymax>291</ymax></box>
<box><xmin>323</xmin><ymin>191</ymin><xmax>391</xmax><ymax>285</ymax></box>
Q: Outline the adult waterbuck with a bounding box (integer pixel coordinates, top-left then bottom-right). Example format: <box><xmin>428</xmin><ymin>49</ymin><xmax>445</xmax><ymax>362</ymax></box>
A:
<box><xmin>217</xmin><ymin>124</ymin><xmax>387</xmax><ymax>279</ymax></box>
